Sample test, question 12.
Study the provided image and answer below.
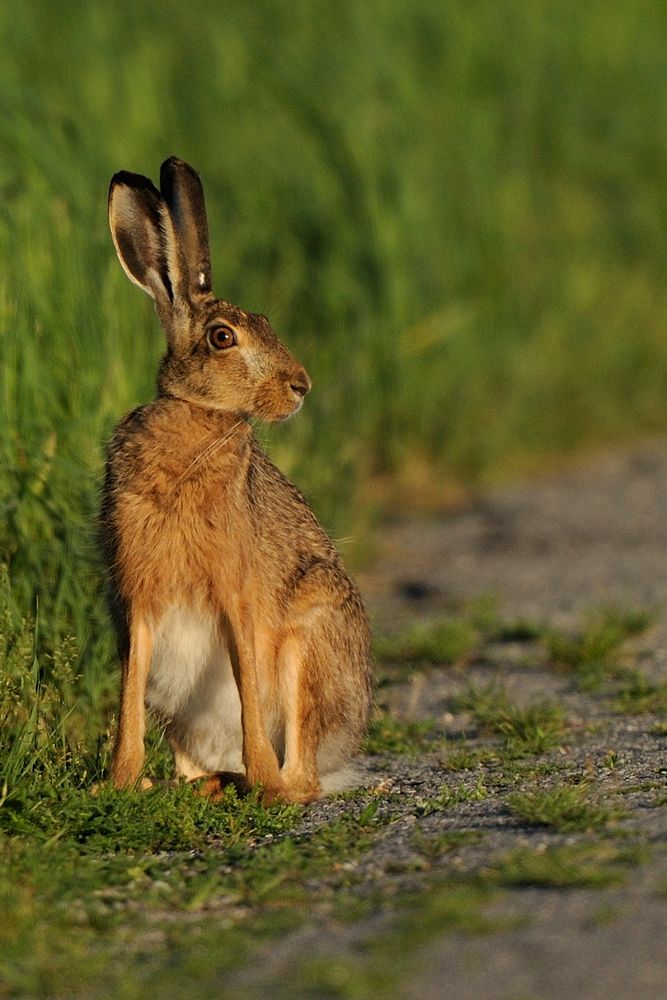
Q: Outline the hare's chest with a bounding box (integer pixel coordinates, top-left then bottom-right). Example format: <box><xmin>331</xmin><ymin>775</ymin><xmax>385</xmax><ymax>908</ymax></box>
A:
<box><xmin>146</xmin><ymin>604</ymin><xmax>244</xmax><ymax>773</ymax></box>
<box><xmin>146</xmin><ymin>605</ymin><xmax>237</xmax><ymax>718</ymax></box>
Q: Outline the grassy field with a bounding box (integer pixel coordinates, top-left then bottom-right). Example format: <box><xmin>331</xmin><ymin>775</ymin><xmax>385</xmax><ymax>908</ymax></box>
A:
<box><xmin>3</xmin><ymin>0</ymin><xmax>667</xmax><ymax>658</ymax></box>
<box><xmin>1</xmin><ymin>0</ymin><xmax>667</xmax><ymax>993</ymax></box>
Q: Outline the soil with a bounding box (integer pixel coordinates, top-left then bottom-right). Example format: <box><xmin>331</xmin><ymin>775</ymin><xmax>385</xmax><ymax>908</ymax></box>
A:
<box><xmin>231</xmin><ymin>442</ymin><xmax>667</xmax><ymax>1000</ymax></box>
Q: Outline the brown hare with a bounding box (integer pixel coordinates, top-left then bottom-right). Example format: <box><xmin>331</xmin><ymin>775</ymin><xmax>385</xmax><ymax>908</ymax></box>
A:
<box><xmin>101</xmin><ymin>157</ymin><xmax>373</xmax><ymax>804</ymax></box>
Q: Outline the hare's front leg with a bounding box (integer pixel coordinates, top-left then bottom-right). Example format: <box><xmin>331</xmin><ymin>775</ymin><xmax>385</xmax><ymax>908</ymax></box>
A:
<box><xmin>112</xmin><ymin>615</ymin><xmax>154</xmax><ymax>789</ymax></box>
<box><xmin>227</xmin><ymin>599</ymin><xmax>285</xmax><ymax>802</ymax></box>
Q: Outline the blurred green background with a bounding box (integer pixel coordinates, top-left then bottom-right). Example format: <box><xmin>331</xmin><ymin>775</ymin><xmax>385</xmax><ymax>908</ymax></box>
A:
<box><xmin>1</xmin><ymin>0</ymin><xmax>667</xmax><ymax>703</ymax></box>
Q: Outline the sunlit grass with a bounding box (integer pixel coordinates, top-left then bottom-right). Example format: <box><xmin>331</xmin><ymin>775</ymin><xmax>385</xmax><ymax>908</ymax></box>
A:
<box><xmin>485</xmin><ymin>841</ymin><xmax>648</xmax><ymax>889</ymax></box>
<box><xmin>374</xmin><ymin>618</ymin><xmax>477</xmax><ymax>665</ymax></box>
<box><xmin>507</xmin><ymin>783</ymin><xmax>624</xmax><ymax>832</ymax></box>
<box><xmin>451</xmin><ymin>683</ymin><xmax>567</xmax><ymax>757</ymax></box>
<box><xmin>545</xmin><ymin>608</ymin><xmax>654</xmax><ymax>691</ymax></box>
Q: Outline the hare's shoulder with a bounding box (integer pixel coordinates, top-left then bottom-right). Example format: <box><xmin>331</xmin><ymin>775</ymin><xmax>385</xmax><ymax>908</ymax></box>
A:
<box><xmin>248</xmin><ymin>446</ymin><xmax>368</xmax><ymax>623</ymax></box>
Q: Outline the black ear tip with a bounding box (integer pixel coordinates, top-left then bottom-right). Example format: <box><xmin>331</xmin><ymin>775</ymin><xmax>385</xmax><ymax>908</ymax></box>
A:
<box><xmin>109</xmin><ymin>170</ymin><xmax>161</xmax><ymax>200</ymax></box>
<box><xmin>109</xmin><ymin>171</ymin><xmax>133</xmax><ymax>207</ymax></box>
<box><xmin>109</xmin><ymin>170</ymin><xmax>131</xmax><ymax>197</ymax></box>
<box><xmin>160</xmin><ymin>156</ymin><xmax>200</xmax><ymax>183</ymax></box>
<box><xmin>162</xmin><ymin>155</ymin><xmax>186</xmax><ymax>169</ymax></box>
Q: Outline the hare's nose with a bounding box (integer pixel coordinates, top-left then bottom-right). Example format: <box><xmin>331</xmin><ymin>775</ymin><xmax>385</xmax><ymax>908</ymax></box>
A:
<box><xmin>290</xmin><ymin>370</ymin><xmax>312</xmax><ymax>398</ymax></box>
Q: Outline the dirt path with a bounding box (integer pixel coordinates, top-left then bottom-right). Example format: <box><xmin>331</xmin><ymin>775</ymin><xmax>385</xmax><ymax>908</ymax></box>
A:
<box><xmin>363</xmin><ymin>440</ymin><xmax>667</xmax><ymax>624</ymax></box>
<box><xmin>230</xmin><ymin>443</ymin><xmax>667</xmax><ymax>999</ymax></box>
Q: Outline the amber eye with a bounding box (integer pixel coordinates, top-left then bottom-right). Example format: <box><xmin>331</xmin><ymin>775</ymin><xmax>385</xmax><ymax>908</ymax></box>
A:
<box><xmin>207</xmin><ymin>324</ymin><xmax>236</xmax><ymax>350</ymax></box>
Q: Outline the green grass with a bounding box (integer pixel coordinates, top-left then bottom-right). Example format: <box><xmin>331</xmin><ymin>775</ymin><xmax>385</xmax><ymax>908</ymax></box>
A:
<box><xmin>0</xmin><ymin>800</ymin><xmax>387</xmax><ymax>998</ymax></box>
<box><xmin>400</xmin><ymin>777</ymin><xmax>490</xmax><ymax>820</ymax></box>
<box><xmin>0</xmin><ymin>780</ymin><xmax>302</xmax><ymax>854</ymax></box>
<box><xmin>451</xmin><ymin>683</ymin><xmax>567</xmax><ymax>757</ymax></box>
<box><xmin>412</xmin><ymin>829</ymin><xmax>484</xmax><ymax>861</ymax></box>
<box><xmin>374</xmin><ymin>618</ymin><xmax>477</xmax><ymax>665</ymax></box>
<box><xmin>441</xmin><ymin>748</ymin><xmax>501</xmax><ymax>772</ymax></box>
<box><xmin>507</xmin><ymin>783</ymin><xmax>624</xmax><ymax>832</ymax></box>
<box><xmin>275</xmin><ymin>882</ymin><xmax>504</xmax><ymax>1000</ymax></box>
<box><xmin>485</xmin><ymin>841</ymin><xmax>648</xmax><ymax>889</ymax></box>
<box><xmin>372</xmin><ymin>606</ymin><xmax>543</xmax><ymax>678</ymax></box>
<box><xmin>613</xmin><ymin>674</ymin><xmax>667</xmax><ymax>714</ymax></box>
<box><xmin>545</xmin><ymin>607</ymin><xmax>654</xmax><ymax>691</ymax></box>
<box><xmin>364</xmin><ymin>713</ymin><xmax>439</xmax><ymax>754</ymax></box>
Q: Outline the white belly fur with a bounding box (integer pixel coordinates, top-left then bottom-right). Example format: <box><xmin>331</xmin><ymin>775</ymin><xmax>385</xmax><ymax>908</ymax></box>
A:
<box><xmin>146</xmin><ymin>606</ymin><xmax>243</xmax><ymax>774</ymax></box>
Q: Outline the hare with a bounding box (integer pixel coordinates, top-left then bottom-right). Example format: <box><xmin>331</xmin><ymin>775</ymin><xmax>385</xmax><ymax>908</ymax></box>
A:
<box><xmin>101</xmin><ymin>157</ymin><xmax>373</xmax><ymax>804</ymax></box>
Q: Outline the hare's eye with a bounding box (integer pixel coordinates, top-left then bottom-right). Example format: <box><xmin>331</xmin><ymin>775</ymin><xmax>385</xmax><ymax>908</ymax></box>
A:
<box><xmin>207</xmin><ymin>325</ymin><xmax>236</xmax><ymax>351</ymax></box>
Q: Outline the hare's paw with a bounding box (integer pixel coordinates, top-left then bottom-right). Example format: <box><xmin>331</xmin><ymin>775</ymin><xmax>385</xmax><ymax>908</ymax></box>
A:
<box><xmin>197</xmin><ymin>771</ymin><xmax>251</xmax><ymax>802</ymax></box>
<box><xmin>111</xmin><ymin>754</ymin><xmax>144</xmax><ymax>790</ymax></box>
<box><xmin>256</xmin><ymin>781</ymin><xmax>291</xmax><ymax>806</ymax></box>
<box><xmin>282</xmin><ymin>785</ymin><xmax>321</xmax><ymax>805</ymax></box>
<box><xmin>279</xmin><ymin>771</ymin><xmax>322</xmax><ymax>805</ymax></box>
<box><xmin>139</xmin><ymin>777</ymin><xmax>180</xmax><ymax>791</ymax></box>
<box><xmin>197</xmin><ymin>772</ymin><xmax>300</xmax><ymax>806</ymax></box>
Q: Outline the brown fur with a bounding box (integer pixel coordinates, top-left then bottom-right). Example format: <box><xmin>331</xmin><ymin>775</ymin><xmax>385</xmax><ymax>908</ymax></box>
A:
<box><xmin>102</xmin><ymin>158</ymin><xmax>373</xmax><ymax>803</ymax></box>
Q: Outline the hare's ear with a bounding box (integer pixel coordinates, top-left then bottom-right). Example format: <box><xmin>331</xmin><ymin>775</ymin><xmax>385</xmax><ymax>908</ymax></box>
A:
<box><xmin>160</xmin><ymin>157</ymin><xmax>212</xmax><ymax>296</ymax></box>
<box><xmin>109</xmin><ymin>172</ymin><xmax>172</xmax><ymax>308</ymax></box>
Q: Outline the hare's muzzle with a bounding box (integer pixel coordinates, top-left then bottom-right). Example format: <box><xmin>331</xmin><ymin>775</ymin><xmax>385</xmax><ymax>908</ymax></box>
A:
<box><xmin>289</xmin><ymin>369</ymin><xmax>312</xmax><ymax>400</ymax></box>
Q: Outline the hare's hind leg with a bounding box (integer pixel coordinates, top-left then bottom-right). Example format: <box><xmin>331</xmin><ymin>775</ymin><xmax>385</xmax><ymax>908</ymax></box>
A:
<box><xmin>278</xmin><ymin>632</ymin><xmax>327</xmax><ymax>804</ymax></box>
<box><xmin>278</xmin><ymin>604</ymin><xmax>371</xmax><ymax>804</ymax></box>
<box><xmin>112</xmin><ymin>614</ymin><xmax>154</xmax><ymax>789</ymax></box>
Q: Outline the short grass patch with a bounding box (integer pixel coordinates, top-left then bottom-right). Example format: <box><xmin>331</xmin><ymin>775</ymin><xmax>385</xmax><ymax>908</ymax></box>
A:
<box><xmin>507</xmin><ymin>783</ymin><xmax>624</xmax><ymax>832</ymax></box>
<box><xmin>613</xmin><ymin>674</ymin><xmax>667</xmax><ymax>714</ymax></box>
<box><xmin>373</xmin><ymin>604</ymin><xmax>545</xmax><ymax>671</ymax></box>
<box><xmin>451</xmin><ymin>683</ymin><xmax>567</xmax><ymax>757</ymax></box>
<box><xmin>412</xmin><ymin>829</ymin><xmax>484</xmax><ymax>862</ymax></box>
<box><xmin>364</xmin><ymin>713</ymin><xmax>439</xmax><ymax>754</ymax></box>
<box><xmin>545</xmin><ymin>607</ymin><xmax>654</xmax><ymax>691</ymax></box>
<box><xmin>278</xmin><ymin>880</ymin><xmax>504</xmax><ymax>1000</ymax></box>
<box><xmin>467</xmin><ymin>598</ymin><xmax>544</xmax><ymax>644</ymax></box>
<box><xmin>0</xmin><ymin>782</ymin><xmax>300</xmax><ymax>855</ymax></box>
<box><xmin>441</xmin><ymin>748</ymin><xmax>501</xmax><ymax>772</ymax></box>
<box><xmin>374</xmin><ymin>618</ymin><xmax>477</xmax><ymax>665</ymax></box>
<box><xmin>487</xmin><ymin>619</ymin><xmax>544</xmax><ymax>643</ymax></box>
<box><xmin>434</xmin><ymin>777</ymin><xmax>489</xmax><ymax>812</ymax></box>
<box><xmin>394</xmin><ymin>777</ymin><xmax>490</xmax><ymax>820</ymax></box>
<box><xmin>484</xmin><ymin>841</ymin><xmax>648</xmax><ymax>889</ymax></box>
<box><xmin>0</xmin><ymin>795</ymin><xmax>391</xmax><ymax>997</ymax></box>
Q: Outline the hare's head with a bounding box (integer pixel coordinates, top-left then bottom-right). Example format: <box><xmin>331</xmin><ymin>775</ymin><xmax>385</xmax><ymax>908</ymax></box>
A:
<box><xmin>108</xmin><ymin>157</ymin><xmax>311</xmax><ymax>422</ymax></box>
